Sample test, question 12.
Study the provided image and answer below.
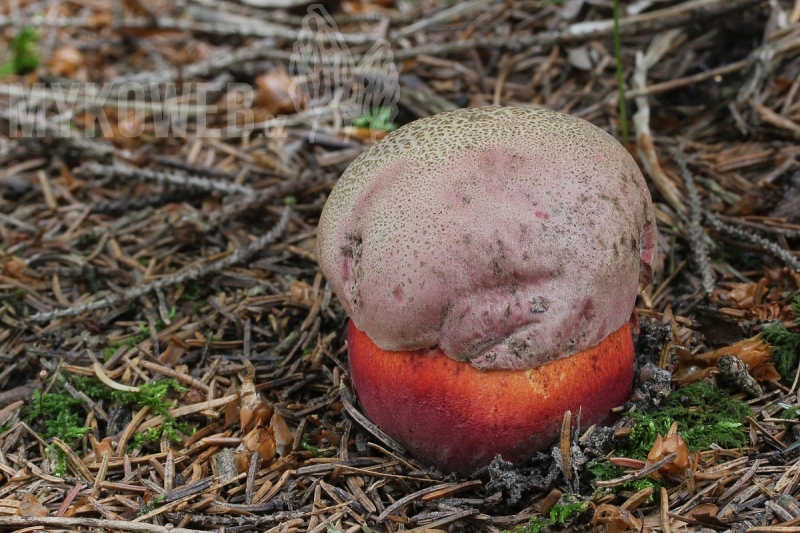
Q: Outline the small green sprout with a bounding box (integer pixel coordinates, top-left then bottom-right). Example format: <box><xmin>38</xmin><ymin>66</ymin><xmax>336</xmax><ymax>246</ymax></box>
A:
<box><xmin>181</xmin><ymin>281</ymin><xmax>204</xmax><ymax>301</ymax></box>
<box><xmin>352</xmin><ymin>107</ymin><xmax>396</xmax><ymax>131</ymax></box>
<box><xmin>502</xmin><ymin>517</ymin><xmax>552</xmax><ymax>533</ymax></box>
<box><xmin>137</xmin><ymin>494</ymin><xmax>165</xmax><ymax>516</ymax></box>
<box><xmin>0</xmin><ymin>27</ymin><xmax>40</xmax><ymax>75</ymax></box>
<box><xmin>549</xmin><ymin>495</ymin><xmax>589</xmax><ymax>523</ymax></box>
<box><xmin>46</xmin><ymin>445</ymin><xmax>68</xmax><ymax>477</ymax></box>
<box><xmin>500</xmin><ymin>495</ymin><xmax>589</xmax><ymax>533</ymax></box>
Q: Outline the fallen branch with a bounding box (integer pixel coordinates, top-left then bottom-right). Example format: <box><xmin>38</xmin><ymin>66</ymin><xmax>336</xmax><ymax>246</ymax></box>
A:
<box><xmin>0</xmin><ymin>109</ymin><xmax>114</xmax><ymax>160</ymax></box>
<box><xmin>595</xmin><ymin>453</ymin><xmax>677</xmax><ymax>488</ymax></box>
<box><xmin>706</xmin><ymin>212</ymin><xmax>800</xmax><ymax>272</ymax></box>
<box><xmin>78</xmin><ymin>161</ymin><xmax>256</xmax><ymax>196</ymax></box>
<box><xmin>626</xmin><ymin>60</ymin><xmax>747</xmax><ymax>98</ymax></box>
<box><xmin>675</xmin><ymin>151</ymin><xmax>715</xmax><ymax>294</ymax></box>
<box><xmin>0</xmin><ymin>516</ymin><xmax>203</xmax><ymax>533</ymax></box>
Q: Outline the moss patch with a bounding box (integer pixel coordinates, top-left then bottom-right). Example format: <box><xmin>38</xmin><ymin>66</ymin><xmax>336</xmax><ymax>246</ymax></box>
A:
<box><xmin>25</xmin><ymin>376</ymin><xmax>189</xmax><ymax>454</ymax></box>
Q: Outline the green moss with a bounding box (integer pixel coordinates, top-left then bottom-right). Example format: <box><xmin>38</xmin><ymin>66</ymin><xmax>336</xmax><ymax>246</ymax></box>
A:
<box><xmin>24</xmin><ymin>377</ymin><xmax>188</xmax><ymax>448</ymax></box>
<box><xmin>130</xmin><ymin>423</ymin><xmax>186</xmax><ymax>449</ymax></box>
<box><xmin>47</xmin><ymin>411</ymin><xmax>93</xmax><ymax>441</ymax></box>
<box><xmin>46</xmin><ymin>445</ymin><xmax>68</xmax><ymax>477</ymax></box>
<box><xmin>763</xmin><ymin>323</ymin><xmax>800</xmax><ymax>385</ymax></box>
<box><xmin>0</xmin><ymin>27</ymin><xmax>39</xmax><ymax>75</ymax></box>
<box><xmin>680</xmin><ymin>421</ymin><xmax>749</xmax><ymax>451</ymax></box>
<box><xmin>791</xmin><ymin>295</ymin><xmax>800</xmax><ymax>319</ymax></box>
<box><xmin>586</xmin><ymin>459</ymin><xmax>660</xmax><ymax>495</ymax></box>
<box><xmin>27</xmin><ymin>390</ymin><xmax>91</xmax><ymax>440</ymax></box>
<box><xmin>300</xmin><ymin>435</ymin><xmax>333</xmax><ymax>458</ymax></box>
<box><xmin>70</xmin><ymin>376</ymin><xmax>114</xmax><ymax>400</ymax></box>
<box><xmin>498</xmin><ymin>496</ymin><xmax>588</xmax><ymax>533</ymax></box>
<box><xmin>181</xmin><ymin>281</ymin><xmax>204</xmax><ymax>301</ymax></box>
<box><xmin>115</xmin><ymin>380</ymin><xmax>189</xmax><ymax>450</ymax></box>
<box><xmin>586</xmin><ymin>382</ymin><xmax>750</xmax><ymax>495</ymax></box>
<box><xmin>623</xmin><ymin>382</ymin><xmax>750</xmax><ymax>459</ymax></box>
<box><xmin>137</xmin><ymin>494</ymin><xmax>165</xmax><ymax>517</ymax></box>
<box><xmin>103</xmin><ymin>321</ymin><xmax>169</xmax><ymax>360</ymax></box>
<box><xmin>549</xmin><ymin>496</ymin><xmax>589</xmax><ymax>523</ymax></box>
<box><xmin>113</xmin><ymin>380</ymin><xmax>185</xmax><ymax>418</ymax></box>
<box><xmin>502</xmin><ymin>517</ymin><xmax>552</xmax><ymax>533</ymax></box>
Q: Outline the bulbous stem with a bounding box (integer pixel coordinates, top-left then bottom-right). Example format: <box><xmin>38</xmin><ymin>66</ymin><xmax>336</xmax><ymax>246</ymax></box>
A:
<box><xmin>347</xmin><ymin>321</ymin><xmax>636</xmax><ymax>474</ymax></box>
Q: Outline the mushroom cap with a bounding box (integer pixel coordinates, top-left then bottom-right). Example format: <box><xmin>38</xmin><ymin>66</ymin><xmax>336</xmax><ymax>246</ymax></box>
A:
<box><xmin>317</xmin><ymin>106</ymin><xmax>656</xmax><ymax>371</ymax></box>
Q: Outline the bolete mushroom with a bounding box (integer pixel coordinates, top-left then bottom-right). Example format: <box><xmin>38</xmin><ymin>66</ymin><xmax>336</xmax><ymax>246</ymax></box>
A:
<box><xmin>317</xmin><ymin>106</ymin><xmax>657</xmax><ymax>474</ymax></box>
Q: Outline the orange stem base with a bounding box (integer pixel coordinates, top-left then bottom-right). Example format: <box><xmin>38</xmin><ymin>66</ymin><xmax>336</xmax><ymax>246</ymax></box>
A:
<box><xmin>347</xmin><ymin>321</ymin><xmax>635</xmax><ymax>474</ymax></box>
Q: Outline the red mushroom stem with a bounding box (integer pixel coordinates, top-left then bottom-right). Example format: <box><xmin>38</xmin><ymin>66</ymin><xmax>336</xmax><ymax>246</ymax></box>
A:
<box><xmin>348</xmin><ymin>320</ymin><xmax>635</xmax><ymax>474</ymax></box>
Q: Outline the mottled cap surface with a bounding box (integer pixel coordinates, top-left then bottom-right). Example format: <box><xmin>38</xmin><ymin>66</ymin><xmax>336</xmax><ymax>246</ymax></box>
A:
<box><xmin>317</xmin><ymin>106</ymin><xmax>656</xmax><ymax>370</ymax></box>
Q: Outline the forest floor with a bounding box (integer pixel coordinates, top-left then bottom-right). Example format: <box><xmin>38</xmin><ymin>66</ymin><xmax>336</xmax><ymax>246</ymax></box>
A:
<box><xmin>2</xmin><ymin>0</ymin><xmax>800</xmax><ymax>531</ymax></box>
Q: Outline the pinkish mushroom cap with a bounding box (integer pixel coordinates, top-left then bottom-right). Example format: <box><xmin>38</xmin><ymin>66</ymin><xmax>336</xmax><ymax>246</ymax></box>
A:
<box><xmin>317</xmin><ymin>106</ymin><xmax>656</xmax><ymax>371</ymax></box>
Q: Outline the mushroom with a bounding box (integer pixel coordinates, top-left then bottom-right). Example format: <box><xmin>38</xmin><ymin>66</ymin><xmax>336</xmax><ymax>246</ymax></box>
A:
<box><xmin>317</xmin><ymin>106</ymin><xmax>657</xmax><ymax>474</ymax></box>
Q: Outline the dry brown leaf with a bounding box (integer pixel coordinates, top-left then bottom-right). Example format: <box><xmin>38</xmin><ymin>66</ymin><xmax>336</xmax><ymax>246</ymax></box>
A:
<box><xmin>695</xmin><ymin>335</ymin><xmax>773</xmax><ymax>369</ymax></box>
<box><xmin>675</xmin><ymin>334</ymin><xmax>775</xmax><ymax>386</ymax></box>
<box><xmin>593</xmin><ymin>503</ymin><xmax>642</xmax><ymax>533</ymax></box>
<box><xmin>256</xmin><ymin>67</ymin><xmax>303</xmax><ymax>115</ymax></box>
<box><xmin>239</xmin><ymin>374</ymin><xmax>273</xmax><ymax>432</ymax></box>
<box><xmin>238</xmin><ymin>424</ymin><xmax>278</xmax><ymax>472</ymax></box>
<box><xmin>271</xmin><ymin>411</ymin><xmax>293</xmax><ymax>456</ymax></box>
<box><xmin>258</xmin><ymin>426</ymin><xmax>277</xmax><ymax>463</ymax></box>
<box><xmin>289</xmin><ymin>280</ymin><xmax>315</xmax><ymax>306</ymax></box>
<box><xmin>48</xmin><ymin>45</ymin><xmax>84</xmax><ymax>77</ymax></box>
<box><xmin>241</xmin><ymin>425</ymin><xmax>260</xmax><ymax>452</ymax></box>
<box><xmin>687</xmin><ymin>503</ymin><xmax>726</xmax><ymax>527</ymax></box>
<box><xmin>716</xmin><ymin>282</ymin><xmax>758</xmax><ymax>309</ymax></box>
<box><xmin>9</xmin><ymin>467</ymin><xmax>32</xmax><ymax>482</ymax></box>
<box><xmin>341</xmin><ymin>126</ymin><xmax>391</xmax><ymax>142</ymax></box>
<box><xmin>646</xmin><ymin>431</ymin><xmax>690</xmax><ymax>480</ymax></box>
<box><xmin>159</xmin><ymin>338</ymin><xmax>186</xmax><ymax>367</ymax></box>
<box><xmin>673</xmin><ymin>364</ymin><xmax>715</xmax><ymax>386</ymax></box>
<box><xmin>747</xmin><ymin>302</ymin><xmax>794</xmax><ymax>321</ymax></box>
<box><xmin>751</xmin><ymin>363</ymin><xmax>782</xmax><ymax>381</ymax></box>
<box><xmin>18</xmin><ymin>494</ymin><xmax>49</xmax><ymax>517</ymax></box>
<box><xmin>88</xmin><ymin>11</ymin><xmax>112</xmax><ymax>28</ymax></box>
<box><xmin>234</xmin><ymin>450</ymin><xmax>249</xmax><ymax>474</ymax></box>
<box><xmin>224</xmin><ymin>397</ymin><xmax>239</xmax><ymax>428</ymax></box>
<box><xmin>83</xmin><ymin>436</ymin><xmax>115</xmax><ymax>464</ymax></box>
<box><xmin>3</xmin><ymin>256</ymin><xmax>37</xmax><ymax>283</ymax></box>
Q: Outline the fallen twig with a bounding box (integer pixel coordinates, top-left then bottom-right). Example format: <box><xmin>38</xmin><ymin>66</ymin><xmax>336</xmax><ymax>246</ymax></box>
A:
<box><xmin>675</xmin><ymin>151</ymin><xmax>715</xmax><ymax>294</ymax></box>
<box><xmin>78</xmin><ymin>161</ymin><xmax>256</xmax><ymax>196</ymax></box>
<box><xmin>595</xmin><ymin>453</ymin><xmax>678</xmax><ymax>487</ymax></box>
<box><xmin>0</xmin><ymin>515</ymin><xmax>205</xmax><ymax>533</ymax></box>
